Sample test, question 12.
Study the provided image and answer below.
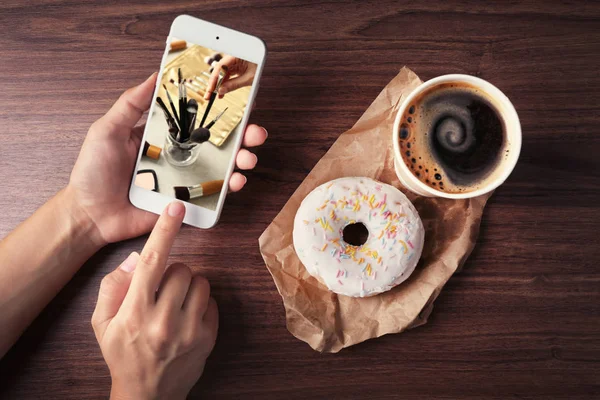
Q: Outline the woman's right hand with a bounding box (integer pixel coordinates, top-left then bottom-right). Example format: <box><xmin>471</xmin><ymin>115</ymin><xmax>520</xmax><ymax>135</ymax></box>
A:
<box><xmin>91</xmin><ymin>202</ymin><xmax>218</xmax><ymax>400</ymax></box>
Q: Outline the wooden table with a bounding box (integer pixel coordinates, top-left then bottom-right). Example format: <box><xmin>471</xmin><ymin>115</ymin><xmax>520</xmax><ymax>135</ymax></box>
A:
<box><xmin>1</xmin><ymin>1</ymin><xmax>599</xmax><ymax>398</ymax></box>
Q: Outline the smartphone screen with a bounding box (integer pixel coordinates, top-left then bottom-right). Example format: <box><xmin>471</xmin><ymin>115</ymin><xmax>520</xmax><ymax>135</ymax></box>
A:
<box><xmin>134</xmin><ymin>37</ymin><xmax>258</xmax><ymax>211</ymax></box>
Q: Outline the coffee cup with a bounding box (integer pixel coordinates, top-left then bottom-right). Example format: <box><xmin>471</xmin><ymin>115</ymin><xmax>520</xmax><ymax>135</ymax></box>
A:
<box><xmin>392</xmin><ymin>74</ymin><xmax>521</xmax><ymax>199</ymax></box>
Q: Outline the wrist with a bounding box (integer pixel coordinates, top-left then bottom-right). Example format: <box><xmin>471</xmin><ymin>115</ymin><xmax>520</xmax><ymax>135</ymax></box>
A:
<box><xmin>58</xmin><ymin>186</ymin><xmax>106</xmax><ymax>251</ymax></box>
<box><xmin>109</xmin><ymin>385</ymin><xmax>183</xmax><ymax>400</ymax></box>
<box><xmin>110</xmin><ymin>380</ymin><xmax>187</xmax><ymax>400</ymax></box>
<box><xmin>110</xmin><ymin>389</ymin><xmax>146</xmax><ymax>400</ymax></box>
<box><xmin>109</xmin><ymin>377</ymin><xmax>155</xmax><ymax>400</ymax></box>
<box><xmin>110</xmin><ymin>388</ymin><xmax>149</xmax><ymax>400</ymax></box>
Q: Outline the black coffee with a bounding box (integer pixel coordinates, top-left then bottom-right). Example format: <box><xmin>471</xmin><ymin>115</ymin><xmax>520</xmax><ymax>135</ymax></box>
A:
<box><xmin>399</xmin><ymin>83</ymin><xmax>507</xmax><ymax>193</ymax></box>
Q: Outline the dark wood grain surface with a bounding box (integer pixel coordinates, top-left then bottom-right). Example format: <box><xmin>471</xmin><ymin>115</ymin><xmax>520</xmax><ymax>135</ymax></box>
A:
<box><xmin>1</xmin><ymin>1</ymin><xmax>599</xmax><ymax>398</ymax></box>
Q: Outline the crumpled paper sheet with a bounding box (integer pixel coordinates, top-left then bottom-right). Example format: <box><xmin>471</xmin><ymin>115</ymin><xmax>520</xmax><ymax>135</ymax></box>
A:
<box><xmin>258</xmin><ymin>67</ymin><xmax>492</xmax><ymax>353</ymax></box>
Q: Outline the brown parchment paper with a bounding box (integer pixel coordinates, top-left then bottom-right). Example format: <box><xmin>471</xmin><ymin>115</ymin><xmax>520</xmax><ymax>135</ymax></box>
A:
<box><xmin>258</xmin><ymin>67</ymin><xmax>492</xmax><ymax>353</ymax></box>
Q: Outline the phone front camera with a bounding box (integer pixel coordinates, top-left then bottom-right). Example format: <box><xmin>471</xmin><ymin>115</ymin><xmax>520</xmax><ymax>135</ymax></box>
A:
<box><xmin>216</xmin><ymin>36</ymin><xmax>219</xmax><ymax>40</ymax></box>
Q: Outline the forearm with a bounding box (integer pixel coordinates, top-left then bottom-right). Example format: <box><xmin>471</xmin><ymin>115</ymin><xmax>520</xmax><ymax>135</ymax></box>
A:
<box><xmin>0</xmin><ymin>187</ymin><xmax>102</xmax><ymax>358</ymax></box>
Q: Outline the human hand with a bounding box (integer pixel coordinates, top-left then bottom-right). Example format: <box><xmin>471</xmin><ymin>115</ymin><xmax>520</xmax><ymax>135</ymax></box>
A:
<box><xmin>91</xmin><ymin>202</ymin><xmax>218</xmax><ymax>400</ymax></box>
<box><xmin>204</xmin><ymin>55</ymin><xmax>257</xmax><ymax>99</ymax></box>
<box><xmin>68</xmin><ymin>73</ymin><xmax>268</xmax><ymax>246</ymax></box>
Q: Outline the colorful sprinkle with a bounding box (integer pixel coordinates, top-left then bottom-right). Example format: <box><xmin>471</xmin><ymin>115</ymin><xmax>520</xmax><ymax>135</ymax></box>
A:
<box><xmin>398</xmin><ymin>240</ymin><xmax>409</xmax><ymax>254</ymax></box>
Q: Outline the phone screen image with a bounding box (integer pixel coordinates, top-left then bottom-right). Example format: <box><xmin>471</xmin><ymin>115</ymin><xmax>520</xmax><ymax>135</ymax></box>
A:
<box><xmin>135</xmin><ymin>37</ymin><xmax>257</xmax><ymax>211</ymax></box>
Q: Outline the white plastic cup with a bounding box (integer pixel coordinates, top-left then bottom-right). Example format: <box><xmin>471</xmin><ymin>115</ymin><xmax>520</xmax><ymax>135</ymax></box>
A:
<box><xmin>392</xmin><ymin>74</ymin><xmax>521</xmax><ymax>199</ymax></box>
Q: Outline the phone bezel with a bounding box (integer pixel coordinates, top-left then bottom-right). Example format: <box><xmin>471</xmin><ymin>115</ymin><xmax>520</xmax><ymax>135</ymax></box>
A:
<box><xmin>129</xmin><ymin>15</ymin><xmax>267</xmax><ymax>228</ymax></box>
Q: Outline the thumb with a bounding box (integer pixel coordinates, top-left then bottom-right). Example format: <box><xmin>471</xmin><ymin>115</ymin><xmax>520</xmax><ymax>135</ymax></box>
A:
<box><xmin>98</xmin><ymin>72</ymin><xmax>157</xmax><ymax>134</ymax></box>
<box><xmin>204</xmin><ymin>64</ymin><xmax>225</xmax><ymax>100</ymax></box>
<box><xmin>91</xmin><ymin>252</ymin><xmax>139</xmax><ymax>342</ymax></box>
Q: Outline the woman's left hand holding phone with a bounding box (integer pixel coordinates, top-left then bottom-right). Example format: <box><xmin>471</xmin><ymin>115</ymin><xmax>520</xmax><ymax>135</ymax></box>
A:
<box><xmin>68</xmin><ymin>72</ymin><xmax>268</xmax><ymax>246</ymax></box>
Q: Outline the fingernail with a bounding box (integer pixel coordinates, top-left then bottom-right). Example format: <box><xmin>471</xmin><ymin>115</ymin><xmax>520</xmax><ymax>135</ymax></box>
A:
<box><xmin>168</xmin><ymin>201</ymin><xmax>185</xmax><ymax>217</ymax></box>
<box><xmin>262</xmin><ymin>127</ymin><xmax>268</xmax><ymax>139</ymax></box>
<box><xmin>252</xmin><ymin>153</ymin><xmax>258</xmax><ymax>165</ymax></box>
<box><xmin>148</xmin><ymin>72</ymin><xmax>157</xmax><ymax>81</ymax></box>
<box><xmin>243</xmin><ymin>175</ymin><xmax>248</xmax><ymax>184</ymax></box>
<box><xmin>120</xmin><ymin>252</ymin><xmax>139</xmax><ymax>273</ymax></box>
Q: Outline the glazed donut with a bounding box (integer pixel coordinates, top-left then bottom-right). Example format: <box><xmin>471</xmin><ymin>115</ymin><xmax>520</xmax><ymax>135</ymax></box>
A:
<box><xmin>293</xmin><ymin>177</ymin><xmax>425</xmax><ymax>297</ymax></box>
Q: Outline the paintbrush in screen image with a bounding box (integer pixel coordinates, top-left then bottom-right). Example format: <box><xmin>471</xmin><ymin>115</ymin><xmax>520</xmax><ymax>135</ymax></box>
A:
<box><xmin>173</xmin><ymin>180</ymin><xmax>224</xmax><ymax>201</ymax></box>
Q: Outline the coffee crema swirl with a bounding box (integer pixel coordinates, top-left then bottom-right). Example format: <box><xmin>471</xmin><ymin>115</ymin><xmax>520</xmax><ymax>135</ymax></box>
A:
<box><xmin>433</xmin><ymin>105</ymin><xmax>475</xmax><ymax>154</ymax></box>
<box><xmin>399</xmin><ymin>83</ymin><xmax>508</xmax><ymax>193</ymax></box>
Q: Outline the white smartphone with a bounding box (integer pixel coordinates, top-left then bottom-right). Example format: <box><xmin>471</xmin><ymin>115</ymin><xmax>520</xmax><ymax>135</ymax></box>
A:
<box><xmin>129</xmin><ymin>15</ymin><xmax>266</xmax><ymax>228</ymax></box>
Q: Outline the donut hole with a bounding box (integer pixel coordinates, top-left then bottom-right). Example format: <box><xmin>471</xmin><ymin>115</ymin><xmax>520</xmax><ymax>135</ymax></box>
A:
<box><xmin>342</xmin><ymin>223</ymin><xmax>369</xmax><ymax>246</ymax></box>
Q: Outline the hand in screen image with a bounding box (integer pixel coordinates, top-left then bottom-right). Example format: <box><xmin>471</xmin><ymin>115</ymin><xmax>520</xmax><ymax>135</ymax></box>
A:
<box><xmin>205</xmin><ymin>55</ymin><xmax>257</xmax><ymax>99</ymax></box>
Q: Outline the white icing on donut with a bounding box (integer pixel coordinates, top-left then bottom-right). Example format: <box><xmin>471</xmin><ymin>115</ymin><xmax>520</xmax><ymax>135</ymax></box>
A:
<box><xmin>293</xmin><ymin>177</ymin><xmax>425</xmax><ymax>298</ymax></box>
